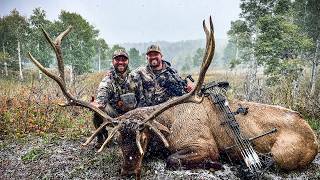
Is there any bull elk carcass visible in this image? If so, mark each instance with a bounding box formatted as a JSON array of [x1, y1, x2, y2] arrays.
[[28, 17, 318, 180]]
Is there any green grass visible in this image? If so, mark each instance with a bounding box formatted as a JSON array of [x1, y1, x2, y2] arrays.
[[21, 148, 46, 162], [0, 141, 7, 150], [305, 117, 320, 134], [100, 151, 119, 164], [40, 133, 60, 144]]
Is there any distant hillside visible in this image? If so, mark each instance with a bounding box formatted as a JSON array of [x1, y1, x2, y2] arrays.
[[120, 38, 227, 71]]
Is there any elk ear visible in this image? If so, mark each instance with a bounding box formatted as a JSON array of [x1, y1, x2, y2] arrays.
[[151, 121, 170, 134]]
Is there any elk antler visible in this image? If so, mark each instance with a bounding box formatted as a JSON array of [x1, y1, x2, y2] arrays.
[[134, 16, 215, 149], [27, 26, 118, 146], [97, 124, 121, 152]]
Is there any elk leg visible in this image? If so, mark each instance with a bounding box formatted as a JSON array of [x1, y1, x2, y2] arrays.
[[166, 145, 223, 170]]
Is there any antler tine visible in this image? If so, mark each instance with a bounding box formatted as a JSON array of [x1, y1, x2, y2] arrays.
[[202, 20, 210, 65], [29, 52, 115, 122], [97, 125, 121, 153], [40, 26, 56, 51], [136, 130, 144, 155], [145, 123, 169, 148], [209, 16, 214, 33], [55, 26, 72, 45], [28, 27, 117, 125], [194, 17, 215, 93], [82, 121, 116, 146], [28, 52, 64, 88], [40, 26, 72, 84], [141, 17, 215, 125]]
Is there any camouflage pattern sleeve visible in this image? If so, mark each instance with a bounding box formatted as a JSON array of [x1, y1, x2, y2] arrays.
[[165, 67, 188, 96], [96, 75, 113, 106], [170, 67, 187, 86], [128, 68, 147, 107]]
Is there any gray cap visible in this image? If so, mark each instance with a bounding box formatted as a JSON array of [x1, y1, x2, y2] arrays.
[[146, 44, 161, 54], [112, 49, 129, 59]]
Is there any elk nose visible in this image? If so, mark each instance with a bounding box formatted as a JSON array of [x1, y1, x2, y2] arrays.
[[121, 168, 134, 176], [121, 169, 140, 179], [121, 171, 136, 179]]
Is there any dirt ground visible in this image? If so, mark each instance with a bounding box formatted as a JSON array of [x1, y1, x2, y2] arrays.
[[0, 135, 319, 180]]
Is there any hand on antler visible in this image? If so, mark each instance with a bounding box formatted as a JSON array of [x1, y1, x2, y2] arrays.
[[185, 81, 194, 92], [90, 101, 104, 109]]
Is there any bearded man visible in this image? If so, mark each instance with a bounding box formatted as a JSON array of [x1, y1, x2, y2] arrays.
[[91, 49, 133, 148], [129, 44, 193, 107]]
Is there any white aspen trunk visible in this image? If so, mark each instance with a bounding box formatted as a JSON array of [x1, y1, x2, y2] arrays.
[[245, 55, 258, 101], [4, 62, 8, 76], [98, 47, 101, 72], [2, 43, 7, 76], [70, 64, 74, 84], [39, 69, 42, 80], [244, 32, 259, 101], [292, 79, 298, 105], [17, 41, 23, 81], [310, 39, 319, 96], [37, 43, 42, 80], [235, 38, 239, 62]]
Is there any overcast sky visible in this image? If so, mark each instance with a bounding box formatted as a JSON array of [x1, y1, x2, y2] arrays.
[[1, 0, 241, 44]]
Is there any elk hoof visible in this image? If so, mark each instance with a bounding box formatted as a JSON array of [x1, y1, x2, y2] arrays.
[[94, 142, 103, 149], [204, 160, 224, 170], [166, 157, 182, 170]]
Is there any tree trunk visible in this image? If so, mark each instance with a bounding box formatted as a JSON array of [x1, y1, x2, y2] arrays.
[[70, 64, 74, 84], [39, 69, 42, 80], [98, 48, 101, 72], [292, 79, 299, 107], [18, 41, 23, 81], [245, 55, 258, 101], [235, 38, 239, 62], [37, 43, 42, 80], [4, 62, 8, 76], [2, 43, 5, 54], [310, 39, 319, 96]]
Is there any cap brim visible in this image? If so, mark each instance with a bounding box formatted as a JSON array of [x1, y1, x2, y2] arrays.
[[113, 55, 129, 59], [147, 50, 161, 55]]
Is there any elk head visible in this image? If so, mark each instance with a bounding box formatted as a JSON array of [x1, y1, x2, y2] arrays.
[[112, 111, 171, 178], [28, 16, 215, 180]]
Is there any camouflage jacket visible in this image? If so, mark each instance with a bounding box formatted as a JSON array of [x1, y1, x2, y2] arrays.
[[129, 61, 187, 107], [96, 68, 131, 115]]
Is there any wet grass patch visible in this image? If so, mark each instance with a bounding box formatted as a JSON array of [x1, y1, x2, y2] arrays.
[[0, 141, 7, 150], [305, 117, 320, 134], [21, 147, 46, 163]]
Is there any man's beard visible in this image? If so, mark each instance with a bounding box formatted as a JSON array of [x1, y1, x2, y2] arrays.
[[149, 59, 161, 68], [115, 65, 127, 73]]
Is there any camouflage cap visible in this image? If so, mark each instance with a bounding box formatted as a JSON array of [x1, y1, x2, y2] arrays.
[[146, 44, 162, 55], [112, 49, 129, 59]]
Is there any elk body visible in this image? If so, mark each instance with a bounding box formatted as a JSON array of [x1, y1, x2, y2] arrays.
[[28, 17, 318, 180], [116, 97, 318, 177]]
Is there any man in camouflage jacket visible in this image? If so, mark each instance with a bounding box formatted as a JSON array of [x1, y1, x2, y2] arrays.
[[129, 44, 193, 107], [91, 49, 133, 148]]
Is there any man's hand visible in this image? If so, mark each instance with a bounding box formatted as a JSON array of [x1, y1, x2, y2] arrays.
[[90, 101, 104, 109], [185, 82, 194, 92]]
